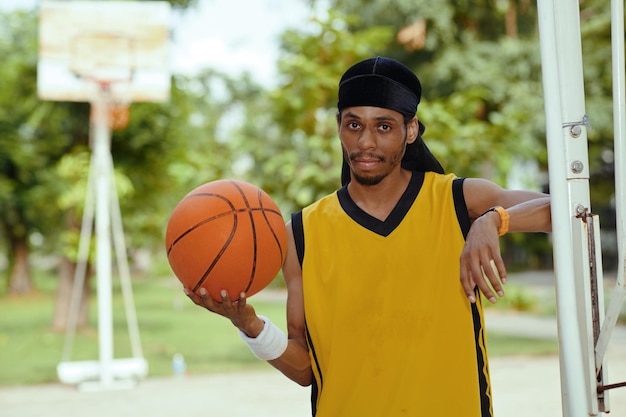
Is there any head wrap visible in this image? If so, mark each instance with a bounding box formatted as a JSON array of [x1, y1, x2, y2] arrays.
[[337, 56, 444, 185]]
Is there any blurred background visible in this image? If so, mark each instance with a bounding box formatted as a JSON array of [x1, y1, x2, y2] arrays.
[[0, 0, 621, 386]]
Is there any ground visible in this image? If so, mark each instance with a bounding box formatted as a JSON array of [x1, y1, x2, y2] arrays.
[[2, 271, 626, 417]]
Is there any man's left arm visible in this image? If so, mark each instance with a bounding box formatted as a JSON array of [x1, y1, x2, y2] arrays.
[[459, 178, 551, 303]]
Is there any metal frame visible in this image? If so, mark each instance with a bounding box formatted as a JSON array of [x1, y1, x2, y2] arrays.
[[57, 84, 148, 390], [597, 0, 626, 370], [37, 1, 172, 390], [538, 1, 626, 415]]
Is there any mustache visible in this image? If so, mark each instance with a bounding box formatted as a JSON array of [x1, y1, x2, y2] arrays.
[[349, 152, 385, 162]]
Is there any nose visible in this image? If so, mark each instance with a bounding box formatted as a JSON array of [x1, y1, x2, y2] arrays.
[[357, 127, 376, 150]]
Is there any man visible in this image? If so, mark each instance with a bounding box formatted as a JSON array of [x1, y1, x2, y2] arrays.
[[185, 57, 551, 416]]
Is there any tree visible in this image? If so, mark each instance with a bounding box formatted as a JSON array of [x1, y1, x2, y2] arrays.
[[0, 10, 92, 295], [226, 11, 396, 214], [0, 1, 238, 333], [299, 0, 620, 268]]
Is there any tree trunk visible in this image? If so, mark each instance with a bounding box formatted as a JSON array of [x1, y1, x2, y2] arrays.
[[51, 257, 90, 332], [505, 0, 518, 38], [8, 238, 33, 295]]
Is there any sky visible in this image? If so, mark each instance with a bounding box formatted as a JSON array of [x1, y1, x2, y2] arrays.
[[2, 0, 315, 87], [171, 0, 313, 83]]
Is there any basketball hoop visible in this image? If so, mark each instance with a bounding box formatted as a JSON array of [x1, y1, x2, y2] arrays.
[[38, 1, 170, 104], [37, 0, 171, 390]]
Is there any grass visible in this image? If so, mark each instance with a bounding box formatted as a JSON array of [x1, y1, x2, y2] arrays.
[[0, 266, 559, 387], [486, 333, 558, 356]]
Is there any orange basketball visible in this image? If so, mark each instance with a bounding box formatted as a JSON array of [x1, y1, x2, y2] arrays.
[[165, 179, 287, 301]]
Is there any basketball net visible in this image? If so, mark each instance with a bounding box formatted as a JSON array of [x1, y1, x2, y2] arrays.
[[89, 89, 132, 131]]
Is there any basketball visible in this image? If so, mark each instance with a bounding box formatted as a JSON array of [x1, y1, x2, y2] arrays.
[[165, 179, 287, 301]]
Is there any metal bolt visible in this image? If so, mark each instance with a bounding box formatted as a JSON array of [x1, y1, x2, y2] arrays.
[[571, 160, 584, 173], [575, 204, 586, 215], [570, 125, 582, 138]]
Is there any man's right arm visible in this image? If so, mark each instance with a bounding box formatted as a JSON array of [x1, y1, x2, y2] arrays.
[[266, 221, 313, 386]]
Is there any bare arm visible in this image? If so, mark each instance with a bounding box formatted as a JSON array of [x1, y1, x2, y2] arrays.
[[183, 220, 312, 386], [267, 220, 313, 386], [459, 178, 551, 303]]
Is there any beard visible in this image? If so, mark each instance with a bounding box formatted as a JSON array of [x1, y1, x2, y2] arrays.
[[345, 145, 406, 186], [352, 166, 387, 185]]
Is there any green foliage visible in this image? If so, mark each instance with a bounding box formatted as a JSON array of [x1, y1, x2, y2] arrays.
[[2, 0, 621, 290], [0, 10, 91, 265], [418, 37, 545, 182], [315, 0, 539, 53], [0, 6, 244, 287], [108, 72, 237, 249], [226, 11, 396, 214]]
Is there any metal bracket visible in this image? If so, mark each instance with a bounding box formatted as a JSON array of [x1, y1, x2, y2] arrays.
[[563, 114, 590, 138]]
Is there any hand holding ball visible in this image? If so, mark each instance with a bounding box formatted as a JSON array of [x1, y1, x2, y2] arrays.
[[165, 180, 287, 301]]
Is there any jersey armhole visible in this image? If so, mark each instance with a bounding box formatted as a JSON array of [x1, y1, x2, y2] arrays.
[[453, 177, 471, 239], [291, 211, 305, 267]]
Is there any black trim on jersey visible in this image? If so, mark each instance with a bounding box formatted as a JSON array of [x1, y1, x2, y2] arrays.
[[291, 212, 320, 416], [471, 292, 493, 417], [305, 321, 321, 416], [291, 211, 305, 266], [456, 178, 492, 415], [336, 171, 425, 237], [452, 177, 471, 238]]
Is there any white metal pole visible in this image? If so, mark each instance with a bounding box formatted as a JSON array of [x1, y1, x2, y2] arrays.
[[60, 149, 96, 363], [597, 0, 626, 366], [537, 0, 597, 415], [108, 151, 144, 360], [93, 87, 114, 387]]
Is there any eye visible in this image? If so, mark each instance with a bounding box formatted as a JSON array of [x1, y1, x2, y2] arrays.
[[379, 123, 391, 132], [348, 121, 360, 129]]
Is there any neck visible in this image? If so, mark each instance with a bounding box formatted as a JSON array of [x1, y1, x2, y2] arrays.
[[346, 169, 413, 221]]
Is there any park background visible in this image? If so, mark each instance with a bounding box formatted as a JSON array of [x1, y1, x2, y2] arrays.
[[0, 0, 623, 390]]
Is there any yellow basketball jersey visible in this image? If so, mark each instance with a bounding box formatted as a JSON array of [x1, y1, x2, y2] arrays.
[[291, 171, 492, 417]]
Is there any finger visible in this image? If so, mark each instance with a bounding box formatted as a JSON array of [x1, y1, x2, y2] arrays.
[[235, 292, 247, 312], [219, 289, 235, 314], [184, 287, 204, 306], [482, 259, 504, 298], [468, 275, 476, 295], [460, 263, 477, 303], [470, 261, 497, 304], [492, 255, 508, 285], [199, 287, 220, 311]]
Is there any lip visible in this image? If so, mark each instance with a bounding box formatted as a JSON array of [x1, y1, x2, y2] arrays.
[[353, 159, 380, 169]]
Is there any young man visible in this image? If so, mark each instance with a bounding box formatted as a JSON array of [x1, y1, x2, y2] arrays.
[[186, 57, 551, 416]]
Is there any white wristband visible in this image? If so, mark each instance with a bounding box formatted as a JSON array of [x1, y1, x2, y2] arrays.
[[239, 315, 288, 361]]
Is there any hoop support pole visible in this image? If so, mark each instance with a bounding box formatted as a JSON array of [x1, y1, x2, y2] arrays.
[[537, 0, 608, 415]]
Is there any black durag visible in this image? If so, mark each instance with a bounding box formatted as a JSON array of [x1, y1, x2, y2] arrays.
[[337, 56, 444, 186]]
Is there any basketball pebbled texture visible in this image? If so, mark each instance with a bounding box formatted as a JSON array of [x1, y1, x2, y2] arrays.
[[165, 179, 287, 301]]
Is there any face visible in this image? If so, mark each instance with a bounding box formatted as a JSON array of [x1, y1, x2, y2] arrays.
[[338, 106, 418, 186]]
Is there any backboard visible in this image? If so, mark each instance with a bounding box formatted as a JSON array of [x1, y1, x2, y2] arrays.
[[38, 1, 171, 103]]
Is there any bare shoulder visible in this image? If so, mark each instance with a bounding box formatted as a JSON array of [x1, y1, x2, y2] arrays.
[[282, 220, 301, 283]]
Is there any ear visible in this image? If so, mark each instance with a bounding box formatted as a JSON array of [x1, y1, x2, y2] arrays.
[[406, 117, 419, 144]]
